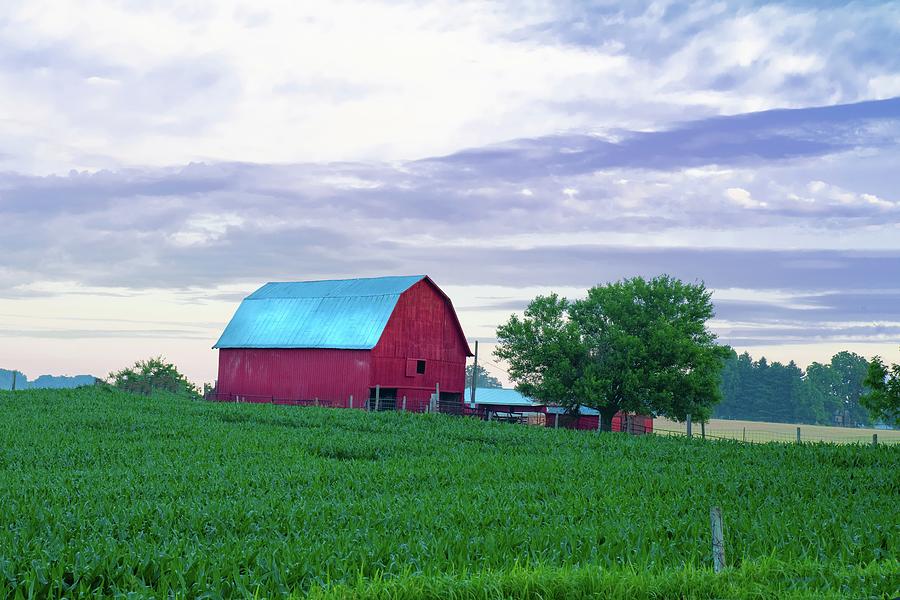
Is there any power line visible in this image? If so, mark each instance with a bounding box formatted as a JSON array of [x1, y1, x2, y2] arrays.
[[484, 360, 510, 377]]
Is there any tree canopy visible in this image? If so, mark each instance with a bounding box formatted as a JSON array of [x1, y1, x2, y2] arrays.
[[495, 275, 727, 430], [715, 350, 872, 426], [466, 364, 503, 389], [861, 351, 900, 427]]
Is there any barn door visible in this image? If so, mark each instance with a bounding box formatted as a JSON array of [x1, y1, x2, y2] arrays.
[[369, 387, 397, 411], [437, 392, 463, 415]]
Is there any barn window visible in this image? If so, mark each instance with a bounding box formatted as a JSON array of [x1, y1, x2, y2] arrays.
[[416, 359, 426, 374]]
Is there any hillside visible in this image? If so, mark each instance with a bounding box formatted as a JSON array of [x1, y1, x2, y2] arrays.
[[0, 388, 896, 599]]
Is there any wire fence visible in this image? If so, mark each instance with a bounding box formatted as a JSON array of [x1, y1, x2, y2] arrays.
[[209, 391, 467, 415], [206, 391, 896, 446], [652, 422, 896, 445]]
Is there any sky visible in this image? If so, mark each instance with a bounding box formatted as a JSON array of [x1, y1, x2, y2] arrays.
[[1, 0, 899, 385]]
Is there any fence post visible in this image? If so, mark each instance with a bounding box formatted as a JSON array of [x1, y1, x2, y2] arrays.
[[686, 414, 692, 438], [872, 433, 878, 447], [375, 385, 380, 412], [742, 427, 746, 442], [701, 421, 706, 440], [554, 413, 559, 429], [434, 383, 440, 412], [470, 340, 479, 405], [11, 371, 17, 391], [710, 507, 725, 573], [796, 427, 801, 443], [402, 395, 407, 411], [597, 414, 603, 432], [314, 397, 319, 407]]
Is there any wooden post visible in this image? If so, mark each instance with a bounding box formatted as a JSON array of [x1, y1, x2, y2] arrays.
[[433, 383, 440, 412], [349, 395, 353, 409], [314, 397, 319, 407], [470, 340, 479, 406], [10, 371, 16, 391], [554, 413, 559, 429], [597, 414, 603, 432], [742, 427, 746, 442], [375, 385, 381, 412], [686, 414, 692, 438], [796, 427, 801, 444], [402, 396, 407, 411], [701, 421, 706, 440], [710, 507, 725, 573], [872, 433, 878, 446]]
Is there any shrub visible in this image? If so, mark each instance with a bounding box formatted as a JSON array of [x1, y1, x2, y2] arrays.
[[108, 356, 200, 399]]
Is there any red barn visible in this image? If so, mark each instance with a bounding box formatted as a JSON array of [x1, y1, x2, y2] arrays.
[[213, 275, 471, 411]]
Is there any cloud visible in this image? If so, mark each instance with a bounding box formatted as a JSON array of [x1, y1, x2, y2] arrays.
[[1, 0, 899, 357], [0, 97, 898, 304], [0, 328, 211, 339], [726, 187, 767, 208], [422, 97, 900, 176], [1, 1, 899, 173]]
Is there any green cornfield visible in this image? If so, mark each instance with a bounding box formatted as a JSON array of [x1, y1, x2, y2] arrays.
[[0, 387, 897, 599]]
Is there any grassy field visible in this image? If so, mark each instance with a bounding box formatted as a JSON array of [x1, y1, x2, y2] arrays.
[[654, 417, 900, 444], [0, 388, 897, 599]]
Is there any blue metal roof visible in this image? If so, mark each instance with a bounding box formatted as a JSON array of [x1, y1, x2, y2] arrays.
[[464, 387, 542, 407], [214, 275, 425, 349], [545, 405, 600, 416]]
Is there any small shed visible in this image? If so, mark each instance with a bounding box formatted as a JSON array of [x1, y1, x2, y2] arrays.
[[465, 387, 546, 423], [213, 275, 472, 411], [466, 387, 653, 433]]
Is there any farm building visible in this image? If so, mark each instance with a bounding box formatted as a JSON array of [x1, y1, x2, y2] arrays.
[[213, 275, 472, 411], [545, 405, 654, 433], [466, 387, 654, 433], [465, 387, 546, 424]]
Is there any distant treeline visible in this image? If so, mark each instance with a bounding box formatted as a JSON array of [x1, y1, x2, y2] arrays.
[[0, 369, 96, 391], [715, 349, 871, 426]]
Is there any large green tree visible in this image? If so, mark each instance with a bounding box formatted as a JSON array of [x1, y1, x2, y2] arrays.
[[466, 364, 503, 389], [495, 275, 728, 430], [861, 352, 900, 427]]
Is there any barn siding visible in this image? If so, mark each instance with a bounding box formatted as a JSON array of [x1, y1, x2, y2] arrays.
[[371, 279, 468, 411], [217, 348, 371, 405]]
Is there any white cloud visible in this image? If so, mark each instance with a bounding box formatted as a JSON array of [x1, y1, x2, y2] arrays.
[[169, 213, 245, 247], [1, 0, 899, 173], [726, 187, 767, 208], [804, 180, 897, 209]]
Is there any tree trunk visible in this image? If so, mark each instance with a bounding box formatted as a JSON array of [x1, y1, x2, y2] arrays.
[[598, 405, 619, 432]]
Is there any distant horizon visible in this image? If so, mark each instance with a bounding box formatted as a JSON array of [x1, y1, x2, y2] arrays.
[[4, 333, 896, 389]]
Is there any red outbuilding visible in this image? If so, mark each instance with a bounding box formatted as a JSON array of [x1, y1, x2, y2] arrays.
[[213, 275, 472, 411]]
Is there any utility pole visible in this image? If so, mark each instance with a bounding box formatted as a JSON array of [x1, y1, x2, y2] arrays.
[[470, 340, 479, 406]]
